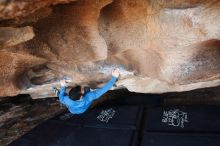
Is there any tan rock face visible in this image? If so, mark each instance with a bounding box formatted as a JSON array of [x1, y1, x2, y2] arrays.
[[0, 26, 34, 47], [0, 0, 219, 98], [0, 0, 76, 20], [0, 51, 46, 97]]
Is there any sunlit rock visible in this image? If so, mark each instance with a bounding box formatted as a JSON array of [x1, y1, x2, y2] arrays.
[[0, 0, 219, 98]]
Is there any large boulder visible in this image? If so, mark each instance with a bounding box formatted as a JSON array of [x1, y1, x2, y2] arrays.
[[0, 0, 219, 98]]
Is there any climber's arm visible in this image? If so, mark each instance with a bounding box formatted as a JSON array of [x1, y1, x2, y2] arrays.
[[58, 80, 71, 105], [58, 87, 68, 104], [86, 76, 117, 101], [86, 69, 119, 101]]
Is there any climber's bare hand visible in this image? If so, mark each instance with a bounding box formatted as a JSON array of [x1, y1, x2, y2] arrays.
[[60, 80, 67, 87], [112, 68, 120, 78]]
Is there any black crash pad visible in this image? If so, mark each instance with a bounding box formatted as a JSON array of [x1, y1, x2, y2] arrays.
[[52, 105, 143, 130], [9, 105, 143, 146], [141, 133, 220, 146], [82, 105, 143, 129], [144, 106, 220, 132], [9, 120, 138, 146]]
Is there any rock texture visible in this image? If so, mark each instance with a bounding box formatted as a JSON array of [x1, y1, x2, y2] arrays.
[[0, 0, 219, 98], [0, 0, 76, 20], [0, 95, 64, 146]]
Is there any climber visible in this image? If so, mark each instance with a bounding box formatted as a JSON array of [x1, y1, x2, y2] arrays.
[[53, 69, 120, 114]]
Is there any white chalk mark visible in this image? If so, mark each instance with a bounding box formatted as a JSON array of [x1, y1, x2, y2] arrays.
[[162, 109, 188, 128], [97, 108, 116, 123]]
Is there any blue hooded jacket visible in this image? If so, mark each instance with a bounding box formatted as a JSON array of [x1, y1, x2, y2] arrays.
[[58, 76, 117, 114]]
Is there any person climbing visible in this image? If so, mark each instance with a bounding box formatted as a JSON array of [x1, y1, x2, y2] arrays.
[[53, 69, 120, 114]]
